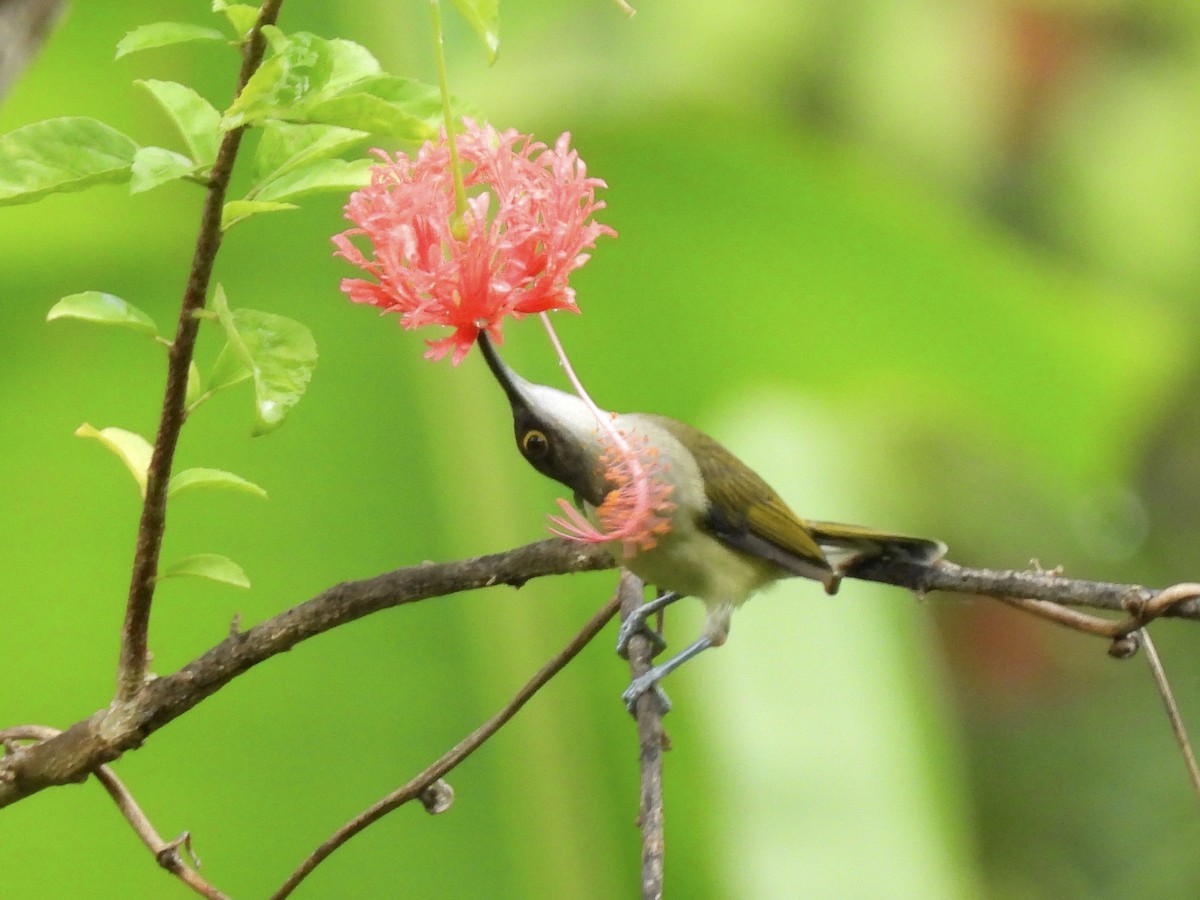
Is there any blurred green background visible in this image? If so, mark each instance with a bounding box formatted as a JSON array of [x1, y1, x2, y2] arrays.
[[3, 1, 1200, 897]]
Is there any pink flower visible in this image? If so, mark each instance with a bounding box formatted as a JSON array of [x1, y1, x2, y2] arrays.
[[548, 430, 677, 558], [332, 120, 616, 364]]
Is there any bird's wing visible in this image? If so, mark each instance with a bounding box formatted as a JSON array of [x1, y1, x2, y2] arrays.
[[645, 416, 836, 587]]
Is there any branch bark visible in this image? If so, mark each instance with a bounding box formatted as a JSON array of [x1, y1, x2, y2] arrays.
[[618, 572, 667, 900], [5, 543, 1199, 813], [115, 0, 286, 704], [0, 726, 230, 899], [270, 592, 622, 899], [0, 538, 612, 810], [846, 556, 1200, 623]]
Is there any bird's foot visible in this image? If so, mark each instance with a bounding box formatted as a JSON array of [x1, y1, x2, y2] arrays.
[[615, 612, 667, 659], [622, 674, 671, 715], [615, 591, 680, 659], [619, 634, 713, 714]]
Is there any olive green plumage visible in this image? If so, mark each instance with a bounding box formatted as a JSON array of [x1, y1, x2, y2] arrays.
[[477, 332, 946, 706]]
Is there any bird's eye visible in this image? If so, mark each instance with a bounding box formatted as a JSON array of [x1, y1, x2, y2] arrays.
[[521, 429, 549, 458]]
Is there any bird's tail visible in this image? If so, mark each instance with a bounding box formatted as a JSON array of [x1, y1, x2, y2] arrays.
[[807, 521, 946, 570]]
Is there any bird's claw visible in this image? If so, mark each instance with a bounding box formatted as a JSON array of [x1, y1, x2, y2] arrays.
[[622, 675, 671, 715], [615, 610, 667, 659], [616, 591, 680, 659]]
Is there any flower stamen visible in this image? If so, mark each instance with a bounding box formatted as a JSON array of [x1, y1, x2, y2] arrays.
[[333, 120, 615, 365]]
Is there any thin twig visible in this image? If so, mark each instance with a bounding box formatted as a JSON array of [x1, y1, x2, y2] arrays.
[[1137, 630, 1200, 803], [0, 726, 229, 900], [987, 584, 1200, 658], [987, 585, 1200, 804], [1125, 582, 1200, 631], [270, 593, 622, 899], [618, 572, 666, 900], [115, 0, 287, 704], [995, 595, 1124, 638]]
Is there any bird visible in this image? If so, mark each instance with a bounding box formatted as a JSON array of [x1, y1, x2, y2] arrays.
[[477, 333, 945, 710]]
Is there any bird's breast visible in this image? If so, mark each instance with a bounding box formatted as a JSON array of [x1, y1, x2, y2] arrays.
[[603, 413, 781, 607]]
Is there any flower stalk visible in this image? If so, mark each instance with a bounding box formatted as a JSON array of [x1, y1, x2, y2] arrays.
[[428, 0, 468, 227]]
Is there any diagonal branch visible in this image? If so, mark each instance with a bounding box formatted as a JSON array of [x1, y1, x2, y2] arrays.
[[1137, 629, 1200, 802], [0, 538, 613, 810], [115, 0, 287, 704], [270, 592, 622, 899], [0, 726, 230, 900]]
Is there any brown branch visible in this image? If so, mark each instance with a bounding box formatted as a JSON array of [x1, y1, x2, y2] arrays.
[[846, 557, 1200, 621], [1138, 629, 1200, 802], [115, 0, 287, 704], [8, 543, 1200, 816], [0, 726, 230, 899], [946, 579, 1200, 804], [618, 572, 667, 900], [0, 538, 613, 810], [270, 592, 622, 899]]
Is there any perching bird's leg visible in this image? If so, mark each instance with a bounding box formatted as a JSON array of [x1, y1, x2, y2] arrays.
[[615, 590, 681, 659], [621, 634, 714, 712]]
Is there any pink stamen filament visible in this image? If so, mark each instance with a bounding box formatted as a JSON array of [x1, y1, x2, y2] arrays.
[[538, 312, 654, 549]]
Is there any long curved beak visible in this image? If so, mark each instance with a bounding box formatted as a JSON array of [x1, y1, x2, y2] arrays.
[[477, 332, 534, 410]]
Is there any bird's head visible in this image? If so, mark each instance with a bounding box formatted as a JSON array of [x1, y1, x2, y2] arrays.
[[477, 333, 610, 507]]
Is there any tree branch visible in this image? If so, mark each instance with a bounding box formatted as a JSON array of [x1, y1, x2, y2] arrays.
[[115, 0, 286, 704], [1137, 629, 1200, 801], [7, 542, 1200, 815], [618, 572, 667, 900], [0, 726, 230, 899], [0, 539, 612, 810], [270, 592, 622, 899], [846, 557, 1200, 623]]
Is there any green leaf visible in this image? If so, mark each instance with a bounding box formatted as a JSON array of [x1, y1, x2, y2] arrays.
[[169, 467, 268, 500], [116, 22, 227, 59], [208, 345, 252, 395], [221, 198, 297, 230], [47, 291, 159, 335], [130, 146, 199, 194], [222, 29, 334, 129], [295, 93, 437, 141], [219, 29, 443, 140], [253, 121, 369, 183], [137, 80, 222, 165], [450, 0, 500, 64], [0, 117, 138, 205], [289, 75, 444, 141], [212, 2, 260, 38], [75, 423, 153, 496], [185, 361, 203, 409], [320, 37, 383, 92], [211, 286, 318, 434], [254, 157, 373, 203], [160, 553, 251, 588]]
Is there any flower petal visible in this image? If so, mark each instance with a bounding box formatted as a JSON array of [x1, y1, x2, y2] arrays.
[[332, 119, 615, 362]]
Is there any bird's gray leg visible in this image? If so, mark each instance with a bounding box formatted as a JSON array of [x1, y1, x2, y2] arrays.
[[621, 634, 714, 713], [615, 590, 681, 659]]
